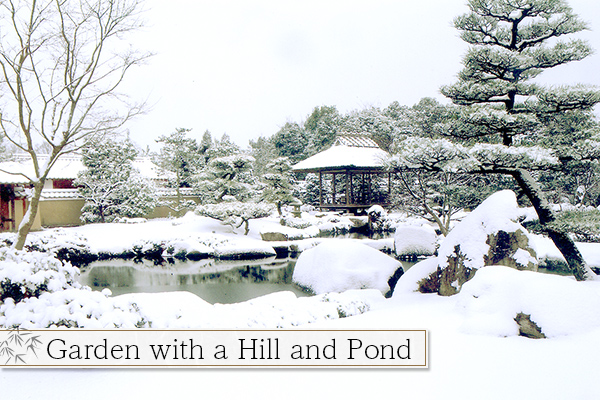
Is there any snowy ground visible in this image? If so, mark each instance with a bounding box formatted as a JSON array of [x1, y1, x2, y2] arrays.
[[1, 211, 600, 399]]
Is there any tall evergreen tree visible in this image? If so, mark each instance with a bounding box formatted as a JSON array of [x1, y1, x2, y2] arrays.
[[396, 0, 600, 280], [261, 157, 296, 216], [304, 106, 340, 156], [154, 128, 201, 216], [76, 139, 157, 223], [272, 122, 309, 164]]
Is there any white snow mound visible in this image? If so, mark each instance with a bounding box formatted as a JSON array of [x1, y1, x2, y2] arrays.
[[394, 225, 437, 257], [457, 266, 600, 337], [292, 240, 402, 294]]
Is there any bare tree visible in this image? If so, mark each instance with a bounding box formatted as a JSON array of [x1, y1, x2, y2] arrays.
[[0, 0, 150, 249]]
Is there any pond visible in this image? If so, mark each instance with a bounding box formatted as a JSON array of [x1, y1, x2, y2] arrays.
[[77, 256, 417, 305], [77, 257, 311, 304]]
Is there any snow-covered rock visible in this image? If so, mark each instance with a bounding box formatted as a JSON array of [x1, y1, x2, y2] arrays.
[[396, 190, 538, 296], [394, 225, 437, 257], [259, 224, 319, 241], [292, 240, 403, 295]]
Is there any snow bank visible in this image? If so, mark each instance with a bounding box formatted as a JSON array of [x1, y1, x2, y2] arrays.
[[394, 225, 437, 257], [530, 234, 600, 269], [456, 266, 600, 337], [0, 287, 385, 329], [292, 240, 402, 294]]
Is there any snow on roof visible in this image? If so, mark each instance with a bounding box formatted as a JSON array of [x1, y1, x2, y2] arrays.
[[40, 189, 82, 200], [292, 144, 388, 172], [0, 154, 171, 183], [0, 161, 32, 184]]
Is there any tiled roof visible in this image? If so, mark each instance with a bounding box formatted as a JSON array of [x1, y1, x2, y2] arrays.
[[333, 133, 380, 148], [40, 189, 81, 200]]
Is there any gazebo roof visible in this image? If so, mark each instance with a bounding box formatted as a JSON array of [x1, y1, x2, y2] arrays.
[[292, 134, 388, 173]]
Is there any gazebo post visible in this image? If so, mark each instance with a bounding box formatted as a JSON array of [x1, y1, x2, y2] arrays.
[[345, 170, 350, 205], [332, 173, 336, 205], [367, 173, 371, 204], [350, 173, 354, 205], [319, 171, 323, 209]]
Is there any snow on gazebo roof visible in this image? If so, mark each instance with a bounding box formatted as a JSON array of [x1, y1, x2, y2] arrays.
[[292, 134, 388, 173]]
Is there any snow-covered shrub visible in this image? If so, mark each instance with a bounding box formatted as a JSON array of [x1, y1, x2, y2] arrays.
[[0, 288, 148, 329], [280, 215, 313, 229], [367, 205, 387, 221], [196, 201, 273, 235], [132, 240, 166, 259], [293, 240, 402, 295], [0, 248, 80, 303], [315, 214, 354, 236], [394, 225, 438, 258], [114, 217, 148, 224], [20, 231, 97, 265], [367, 205, 396, 232]]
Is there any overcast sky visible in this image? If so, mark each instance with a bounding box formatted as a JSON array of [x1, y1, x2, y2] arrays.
[[119, 0, 600, 150]]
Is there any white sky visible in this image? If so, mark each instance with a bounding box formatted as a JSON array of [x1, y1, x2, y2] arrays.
[[119, 0, 600, 150]]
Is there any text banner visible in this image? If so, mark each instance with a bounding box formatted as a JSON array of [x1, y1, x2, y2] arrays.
[[0, 329, 427, 368]]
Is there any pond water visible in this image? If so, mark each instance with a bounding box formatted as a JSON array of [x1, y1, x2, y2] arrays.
[[77, 257, 311, 304], [78, 256, 417, 305]]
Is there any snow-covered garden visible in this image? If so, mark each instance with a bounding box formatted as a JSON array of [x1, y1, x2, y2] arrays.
[[3, 0, 600, 397], [2, 190, 600, 398]]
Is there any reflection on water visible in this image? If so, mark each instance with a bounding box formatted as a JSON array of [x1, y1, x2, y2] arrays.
[[77, 257, 310, 304]]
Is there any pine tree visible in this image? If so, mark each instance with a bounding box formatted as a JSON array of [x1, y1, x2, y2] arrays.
[[411, 0, 600, 280], [304, 106, 340, 156], [76, 139, 157, 223], [196, 198, 273, 235], [272, 122, 309, 164], [261, 157, 296, 216], [196, 153, 256, 204], [154, 128, 201, 216]]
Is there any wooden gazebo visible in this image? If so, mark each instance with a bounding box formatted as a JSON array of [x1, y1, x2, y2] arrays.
[[292, 134, 392, 214]]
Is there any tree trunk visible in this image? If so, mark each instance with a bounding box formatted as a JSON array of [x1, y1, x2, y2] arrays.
[[511, 169, 596, 281], [13, 180, 44, 250]]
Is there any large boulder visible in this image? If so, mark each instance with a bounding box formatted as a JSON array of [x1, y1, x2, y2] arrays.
[[412, 191, 538, 296], [292, 240, 403, 295]]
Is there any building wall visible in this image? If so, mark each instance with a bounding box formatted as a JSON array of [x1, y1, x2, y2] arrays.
[[39, 198, 86, 228], [37, 195, 201, 228], [145, 196, 201, 219]]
